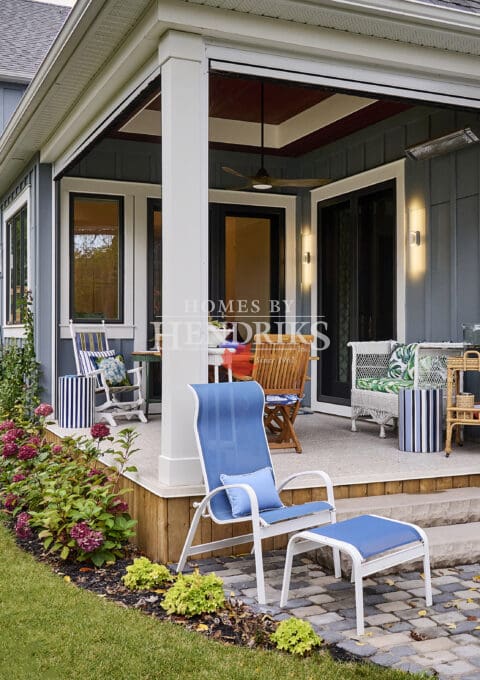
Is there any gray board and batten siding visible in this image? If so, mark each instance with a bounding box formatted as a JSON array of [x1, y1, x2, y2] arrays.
[[0, 162, 55, 403], [0, 82, 26, 134]]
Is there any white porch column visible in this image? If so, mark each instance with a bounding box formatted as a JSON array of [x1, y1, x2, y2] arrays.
[[158, 32, 209, 487]]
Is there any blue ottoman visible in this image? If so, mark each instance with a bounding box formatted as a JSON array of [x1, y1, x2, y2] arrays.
[[280, 514, 432, 635]]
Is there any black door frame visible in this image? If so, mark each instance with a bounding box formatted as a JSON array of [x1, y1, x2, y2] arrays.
[[316, 179, 396, 404]]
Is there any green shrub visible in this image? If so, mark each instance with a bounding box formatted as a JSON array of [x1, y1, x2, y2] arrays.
[[162, 570, 225, 617], [122, 557, 172, 590], [270, 618, 322, 656], [0, 419, 138, 566]]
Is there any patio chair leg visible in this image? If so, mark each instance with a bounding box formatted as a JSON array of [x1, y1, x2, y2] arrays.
[[351, 418, 357, 432], [353, 566, 365, 636], [379, 424, 386, 438], [280, 536, 296, 607], [176, 504, 204, 573], [333, 547, 341, 579], [423, 543, 433, 607], [253, 530, 266, 604]]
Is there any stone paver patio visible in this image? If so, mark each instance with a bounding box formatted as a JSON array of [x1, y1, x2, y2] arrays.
[[183, 554, 480, 679]]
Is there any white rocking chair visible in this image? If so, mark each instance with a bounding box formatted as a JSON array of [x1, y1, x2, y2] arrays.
[[70, 320, 147, 427]]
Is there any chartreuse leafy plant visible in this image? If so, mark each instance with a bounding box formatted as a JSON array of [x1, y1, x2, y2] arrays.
[[122, 557, 173, 590], [162, 570, 225, 617], [270, 617, 322, 656]]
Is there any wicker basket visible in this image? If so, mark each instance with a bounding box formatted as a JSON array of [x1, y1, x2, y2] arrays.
[[447, 350, 480, 371], [456, 392, 474, 420]]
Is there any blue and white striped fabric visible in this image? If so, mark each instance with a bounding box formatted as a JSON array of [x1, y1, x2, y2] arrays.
[[58, 375, 95, 429], [398, 388, 442, 453], [78, 349, 115, 377]]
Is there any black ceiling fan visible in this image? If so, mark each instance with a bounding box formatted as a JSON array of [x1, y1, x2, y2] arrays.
[[222, 81, 331, 191]]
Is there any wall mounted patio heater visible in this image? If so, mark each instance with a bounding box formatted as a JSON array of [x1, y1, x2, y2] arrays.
[[405, 127, 480, 161]]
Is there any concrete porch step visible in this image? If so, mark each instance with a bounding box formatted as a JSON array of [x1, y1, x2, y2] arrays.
[[334, 486, 480, 527], [426, 522, 480, 567]]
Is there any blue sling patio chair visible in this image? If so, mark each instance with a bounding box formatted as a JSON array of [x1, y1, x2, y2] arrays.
[[176, 381, 340, 604]]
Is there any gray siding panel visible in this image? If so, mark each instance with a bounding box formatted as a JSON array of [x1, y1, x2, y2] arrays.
[[0, 82, 26, 133]]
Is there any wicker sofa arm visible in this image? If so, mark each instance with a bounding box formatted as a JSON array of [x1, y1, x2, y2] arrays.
[[348, 340, 396, 385], [413, 342, 464, 389]]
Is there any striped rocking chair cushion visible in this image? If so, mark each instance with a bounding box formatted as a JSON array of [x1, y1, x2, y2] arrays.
[[78, 349, 115, 376]]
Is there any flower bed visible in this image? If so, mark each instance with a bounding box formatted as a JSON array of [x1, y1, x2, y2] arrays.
[[0, 408, 137, 566]]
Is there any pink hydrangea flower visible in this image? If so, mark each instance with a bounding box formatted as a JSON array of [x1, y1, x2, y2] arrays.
[[2, 442, 18, 458], [109, 497, 129, 514], [17, 445, 38, 461], [34, 403, 53, 417], [52, 444, 63, 454], [70, 522, 104, 553], [15, 512, 32, 539], [4, 493, 18, 511], [90, 423, 110, 440], [28, 436, 42, 447], [0, 420, 16, 431], [12, 473, 27, 483], [2, 428, 24, 444], [87, 468, 105, 478]]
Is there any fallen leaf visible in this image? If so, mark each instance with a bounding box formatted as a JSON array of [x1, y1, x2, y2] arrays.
[[418, 610, 427, 617], [472, 574, 480, 583], [467, 616, 477, 621], [79, 567, 93, 572], [355, 642, 366, 646], [63, 575, 71, 583], [384, 578, 395, 586], [196, 623, 209, 632], [467, 598, 474, 604], [446, 623, 456, 629]]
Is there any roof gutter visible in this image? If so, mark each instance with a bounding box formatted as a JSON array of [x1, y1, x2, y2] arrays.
[[293, 0, 480, 32], [0, 0, 102, 166]]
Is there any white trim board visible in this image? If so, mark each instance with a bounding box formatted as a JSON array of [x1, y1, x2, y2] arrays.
[[310, 160, 406, 416]]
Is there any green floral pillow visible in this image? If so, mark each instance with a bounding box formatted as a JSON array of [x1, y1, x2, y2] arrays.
[[387, 343, 418, 380], [94, 354, 130, 387]]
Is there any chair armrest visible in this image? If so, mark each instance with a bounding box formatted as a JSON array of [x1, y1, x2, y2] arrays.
[[127, 366, 142, 386], [348, 341, 395, 384], [277, 470, 335, 510]]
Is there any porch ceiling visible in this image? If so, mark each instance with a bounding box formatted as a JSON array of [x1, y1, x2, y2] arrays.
[[115, 73, 411, 157]]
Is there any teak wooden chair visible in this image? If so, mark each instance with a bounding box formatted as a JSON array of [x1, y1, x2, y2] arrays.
[[250, 334, 313, 453]]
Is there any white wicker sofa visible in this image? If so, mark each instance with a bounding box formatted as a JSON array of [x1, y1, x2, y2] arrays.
[[348, 341, 463, 438]]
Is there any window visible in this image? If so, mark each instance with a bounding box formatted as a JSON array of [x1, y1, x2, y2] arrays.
[[70, 194, 124, 322], [6, 204, 28, 325]]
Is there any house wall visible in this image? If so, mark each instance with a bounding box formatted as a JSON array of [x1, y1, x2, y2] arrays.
[[0, 82, 26, 134], [0, 161, 55, 403]]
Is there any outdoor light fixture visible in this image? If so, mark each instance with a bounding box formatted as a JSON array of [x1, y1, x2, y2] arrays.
[[409, 230, 421, 246], [405, 127, 480, 161]]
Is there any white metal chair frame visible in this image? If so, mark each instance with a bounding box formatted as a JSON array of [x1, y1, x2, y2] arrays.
[[348, 341, 464, 437], [70, 320, 147, 427], [176, 382, 341, 605], [280, 515, 432, 635]]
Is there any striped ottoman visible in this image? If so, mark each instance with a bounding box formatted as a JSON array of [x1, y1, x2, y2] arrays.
[[58, 375, 95, 429], [399, 388, 442, 453]]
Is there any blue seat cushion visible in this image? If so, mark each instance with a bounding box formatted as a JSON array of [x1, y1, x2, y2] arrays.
[[265, 394, 299, 406], [260, 500, 332, 525], [308, 515, 422, 559], [220, 466, 283, 518]]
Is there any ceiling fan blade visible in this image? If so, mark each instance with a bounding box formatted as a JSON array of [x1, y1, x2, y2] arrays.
[[268, 177, 332, 188], [222, 166, 248, 179], [224, 183, 255, 191]]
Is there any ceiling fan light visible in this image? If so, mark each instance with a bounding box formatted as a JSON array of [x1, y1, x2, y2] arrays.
[[252, 182, 273, 190]]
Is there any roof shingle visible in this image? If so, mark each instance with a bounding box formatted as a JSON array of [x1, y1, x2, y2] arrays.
[[0, 0, 70, 80], [409, 0, 480, 13]]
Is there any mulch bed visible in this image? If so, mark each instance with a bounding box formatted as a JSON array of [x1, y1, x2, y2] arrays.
[[10, 524, 360, 663]]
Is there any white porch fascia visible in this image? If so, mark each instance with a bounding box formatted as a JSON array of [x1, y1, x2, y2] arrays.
[[158, 32, 209, 487]]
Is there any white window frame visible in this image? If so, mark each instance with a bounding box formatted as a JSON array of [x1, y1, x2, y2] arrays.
[[60, 178, 161, 340], [2, 186, 31, 338], [310, 159, 406, 416]]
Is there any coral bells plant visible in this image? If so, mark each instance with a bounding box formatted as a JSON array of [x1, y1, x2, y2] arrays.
[[0, 411, 138, 566]]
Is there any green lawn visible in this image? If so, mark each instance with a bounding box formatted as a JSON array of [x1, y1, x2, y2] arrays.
[[0, 523, 415, 680]]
